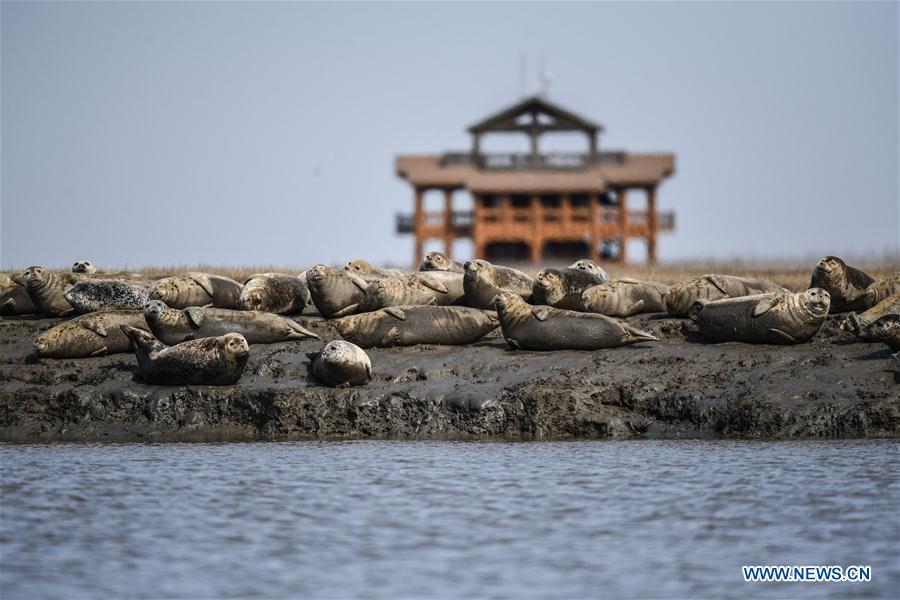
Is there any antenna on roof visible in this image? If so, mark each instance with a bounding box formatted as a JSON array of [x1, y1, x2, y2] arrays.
[[537, 57, 554, 98]]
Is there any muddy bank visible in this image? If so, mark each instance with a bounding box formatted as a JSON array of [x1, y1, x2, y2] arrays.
[[0, 312, 897, 441]]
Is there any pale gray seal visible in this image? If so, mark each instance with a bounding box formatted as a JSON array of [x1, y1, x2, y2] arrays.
[[334, 305, 499, 347], [72, 260, 98, 274], [20, 266, 79, 316], [120, 326, 249, 385], [840, 292, 900, 340], [531, 267, 606, 311], [809, 256, 875, 313], [569, 259, 610, 283], [143, 300, 318, 345], [420, 252, 465, 273], [148, 272, 243, 309], [463, 259, 533, 309], [237, 273, 310, 315], [306, 264, 374, 318], [495, 292, 657, 351], [359, 272, 465, 312], [581, 279, 670, 317], [690, 288, 830, 344], [860, 314, 900, 352], [307, 340, 372, 387], [0, 272, 36, 316], [344, 259, 407, 279], [33, 310, 148, 358], [864, 273, 900, 308], [64, 280, 149, 314], [665, 274, 789, 317]]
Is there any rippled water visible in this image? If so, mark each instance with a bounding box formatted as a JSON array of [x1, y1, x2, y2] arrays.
[[1, 440, 898, 599]]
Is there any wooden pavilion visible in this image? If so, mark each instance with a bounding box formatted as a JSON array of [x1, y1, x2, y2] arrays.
[[395, 96, 675, 266]]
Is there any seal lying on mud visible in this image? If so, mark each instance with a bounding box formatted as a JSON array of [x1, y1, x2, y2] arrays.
[[0, 273, 36, 316], [809, 256, 874, 313], [33, 310, 148, 358], [463, 259, 533, 309], [149, 272, 243, 309], [495, 292, 657, 351], [120, 326, 249, 385], [307, 340, 371, 387], [860, 314, 900, 352], [665, 275, 788, 317], [581, 279, 670, 317], [237, 273, 310, 315], [689, 288, 831, 344], [359, 272, 465, 311], [20, 266, 79, 316], [334, 306, 499, 347], [864, 273, 900, 308], [531, 267, 607, 311], [840, 293, 900, 340], [306, 265, 373, 318], [143, 300, 318, 345], [344, 259, 406, 279], [71, 260, 98, 274], [569, 259, 609, 283], [420, 252, 465, 273], [64, 281, 149, 314]]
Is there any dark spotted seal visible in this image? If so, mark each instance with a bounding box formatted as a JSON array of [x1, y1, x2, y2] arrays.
[[569, 259, 609, 283], [495, 292, 657, 351], [420, 252, 465, 273], [33, 310, 148, 358], [0, 272, 36, 315], [72, 260, 98, 274], [344, 259, 407, 279], [237, 273, 310, 315], [840, 292, 900, 340], [581, 279, 670, 317], [148, 272, 243, 309], [334, 305, 499, 347], [463, 259, 533, 309], [665, 274, 789, 317], [143, 300, 318, 345], [20, 266, 79, 316], [531, 267, 606, 311], [690, 288, 830, 344], [307, 340, 372, 387], [809, 256, 875, 313], [306, 264, 374, 318], [120, 326, 249, 385], [359, 272, 465, 312], [64, 280, 149, 314]]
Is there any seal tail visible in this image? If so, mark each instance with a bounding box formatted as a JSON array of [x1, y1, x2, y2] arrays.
[[119, 324, 161, 352], [840, 312, 861, 336], [688, 299, 708, 322], [623, 324, 659, 344]]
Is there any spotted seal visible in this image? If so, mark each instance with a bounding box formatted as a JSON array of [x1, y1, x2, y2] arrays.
[[665, 275, 789, 317], [531, 267, 607, 311], [864, 273, 900, 308], [344, 259, 407, 279], [359, 272, 465, 312], [420, 252, 465, 273], [237, 273, 310, 315], [581, 279, 670, 317], [809, 256, 875, 313], [840, 292, 900, 340], [64, 280, 149, 314], [20, 266, 80, 316], [495, 292, 657, 350], [334, 305, 499, 347], [689, 288, 830, 344], [0, 272, 36, 315], [463, 259, 533, 309], [569, 259, 610, 283], [305, 264, 375, 318], [33, 310, 148, 358], [72, 260, 98, 274], [120, 326, 249, 385], [306, 340, 372, 387], [143, 300, 318, 345], [148, 272, 243, 309]]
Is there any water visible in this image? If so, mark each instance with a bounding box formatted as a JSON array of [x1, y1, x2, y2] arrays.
[[1, 440, 898, 599]]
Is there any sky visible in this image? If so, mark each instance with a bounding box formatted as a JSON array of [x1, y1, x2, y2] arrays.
[[2, 1, 898, 270]]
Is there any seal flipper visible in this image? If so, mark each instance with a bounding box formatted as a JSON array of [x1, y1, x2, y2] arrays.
[[185, 307, 206, 328], [752, 296, 784, 317], [624, 299, 646, 315], [59, 308, 77, 318], [82, 321, 108, 337], [703, 275, 729, 294], [188, 273, 216, 296], [287, 320, 320, 340], [89, 346, 108, 357], [768, 328, 797, 344], [531, 307, 552, 321], [383, 307, 407, 321], [347, 273, 369, 292], [841, 313, 861, 335], [417, 275, 449, 294], [329, 304, 359, 318]]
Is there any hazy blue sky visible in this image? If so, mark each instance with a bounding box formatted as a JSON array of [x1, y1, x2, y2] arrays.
[[2, 1, 898, 269]]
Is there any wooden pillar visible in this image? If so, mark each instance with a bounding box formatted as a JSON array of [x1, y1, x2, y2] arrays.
[[589, 192, 600, 263], [472, 193, 485, 259], [561, 192, 572, 225], [500, 193, 512, 224], [532, 193, 543, 265], [443, 188, 454, 258], [414, 187, 425, 268], [618, 188, 628, 264], [588, 132, 597, 160], [647, 184, 658, 265]]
